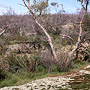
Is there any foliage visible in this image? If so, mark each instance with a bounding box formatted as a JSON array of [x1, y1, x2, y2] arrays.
[[30, 0, 49, 15], [0, 70, 7, 81]]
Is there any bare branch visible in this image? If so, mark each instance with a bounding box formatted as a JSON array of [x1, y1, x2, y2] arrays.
[[78, 0, 89, 11], [81, 1, 86, 10], [60, 34, 74, 44], [68, 14, 85, 57], [22, 0, 35, 19]]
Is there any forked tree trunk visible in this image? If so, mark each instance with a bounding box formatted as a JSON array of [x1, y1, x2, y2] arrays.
[[66, 14, 85, 63], [66, 1, 88, 63]]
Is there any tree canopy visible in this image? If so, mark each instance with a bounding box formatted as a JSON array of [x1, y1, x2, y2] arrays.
[[30, 0, 49, 15]]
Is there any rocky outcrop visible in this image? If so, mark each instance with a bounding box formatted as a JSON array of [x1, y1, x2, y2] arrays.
[[0, 76, 72, 90], [1, 65, 90, 90]]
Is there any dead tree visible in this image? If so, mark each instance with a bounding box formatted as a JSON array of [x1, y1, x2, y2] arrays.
[[66, 3, 88, 62]]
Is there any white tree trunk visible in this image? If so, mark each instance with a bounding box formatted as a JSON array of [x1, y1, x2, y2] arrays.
[[35, 19, 58, 62], [66, 14, 85, 63]]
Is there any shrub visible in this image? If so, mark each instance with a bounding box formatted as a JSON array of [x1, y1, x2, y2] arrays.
[[40, 49, 53, 72], [35, 64, 46, 72], [0, 74, 17, 88], [4, 53, 22, 72], [0, 42, 7, 55], [56, 52, 73, 72], [0, 59, 9, 81], [0, 70, 7, 81], [2, 53, 41, 73]]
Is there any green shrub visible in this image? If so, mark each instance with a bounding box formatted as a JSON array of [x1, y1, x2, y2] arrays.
[[0, 70, 7, 81], [4, 53, 22, 72], [0, 75, 17, 88], [35, 64, 46, 72], [49, 64, 58, 72]]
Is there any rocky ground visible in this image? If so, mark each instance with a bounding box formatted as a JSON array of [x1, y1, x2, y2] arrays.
[[0, 65, 90, 90]]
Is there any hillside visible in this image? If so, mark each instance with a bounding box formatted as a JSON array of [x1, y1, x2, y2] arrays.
[[0, 13, 90, 89]]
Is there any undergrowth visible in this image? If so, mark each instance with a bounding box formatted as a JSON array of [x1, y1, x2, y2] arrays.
[[0, 36, 89, 88], [0, 60, 88, 88]]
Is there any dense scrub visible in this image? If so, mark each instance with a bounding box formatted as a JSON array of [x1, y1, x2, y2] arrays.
[[0, 13, 90, 88]]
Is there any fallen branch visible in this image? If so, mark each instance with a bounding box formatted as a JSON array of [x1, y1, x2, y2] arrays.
[[0, 29, 6, 36]]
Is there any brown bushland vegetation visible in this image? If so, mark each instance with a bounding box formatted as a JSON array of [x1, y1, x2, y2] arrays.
[[0, 0, 90, 87], [0, 11, 90, 71]]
